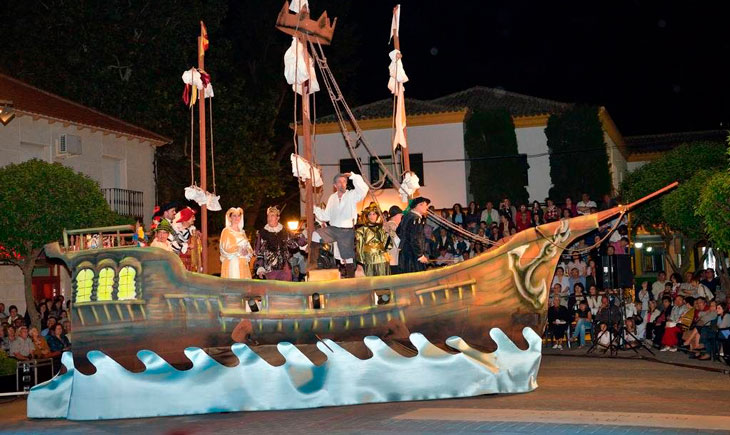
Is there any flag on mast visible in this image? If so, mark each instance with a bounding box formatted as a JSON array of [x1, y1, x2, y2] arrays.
[[388, 6, 408, 150], [200, 21, 209, 56]]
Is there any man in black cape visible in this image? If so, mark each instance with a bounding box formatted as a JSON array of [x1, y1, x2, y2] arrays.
[[397, 197, 431, 274]]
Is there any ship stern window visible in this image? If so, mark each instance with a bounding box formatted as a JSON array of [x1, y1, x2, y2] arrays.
[[97, 267, 115, 301], [74, 269, 94, 303], [309, 293, 325, 309], [244, 296, 263, 313], [118, 266, 137, 300]]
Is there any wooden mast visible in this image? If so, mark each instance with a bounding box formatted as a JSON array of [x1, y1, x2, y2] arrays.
[[197, 26, 208, 274], [301, 47, 315, 250], [392, 5, 410, 173]]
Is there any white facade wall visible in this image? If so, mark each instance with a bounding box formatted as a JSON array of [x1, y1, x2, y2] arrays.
[[604, 132, 628, 194], [0, 114, 158, 315], [302, 121, 467, 215], [514, 126, 551, 202]]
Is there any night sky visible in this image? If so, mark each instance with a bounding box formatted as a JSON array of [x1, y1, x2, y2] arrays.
[[313, 1, 730, 136]]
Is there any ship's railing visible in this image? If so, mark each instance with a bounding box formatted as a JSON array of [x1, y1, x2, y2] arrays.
[[73, 300, 147, 326], [414, 279, 477, 305], [62, 225, 136, 252]]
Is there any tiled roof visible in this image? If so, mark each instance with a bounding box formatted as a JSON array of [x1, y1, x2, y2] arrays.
[[317, 86, 572, 124], [624, 130, 728, 155], [0, 73, 171, 145], [430, 86, 573, 117]]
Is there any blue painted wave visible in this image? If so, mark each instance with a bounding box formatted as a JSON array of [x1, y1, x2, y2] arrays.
[[28, 328, 542, 420]]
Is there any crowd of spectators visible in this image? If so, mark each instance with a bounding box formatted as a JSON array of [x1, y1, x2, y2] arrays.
[[0, 296, 72, 368]]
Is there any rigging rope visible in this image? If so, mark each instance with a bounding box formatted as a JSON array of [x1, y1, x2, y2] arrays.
[[208, 96, 217, 193], [189, 106, 195, 186]]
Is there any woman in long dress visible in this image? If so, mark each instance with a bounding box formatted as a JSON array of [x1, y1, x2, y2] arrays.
[[220, 207, 253, 279]]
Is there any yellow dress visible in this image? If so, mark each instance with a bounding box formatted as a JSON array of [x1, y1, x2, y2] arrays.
[[355, 223, 392, 276], [219, 227, 252, 279]]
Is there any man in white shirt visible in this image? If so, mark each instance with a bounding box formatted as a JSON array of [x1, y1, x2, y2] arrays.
[[576, 193, 597, 216], [312, 172, 369, 277], [480, 201, 499, 226], [651, 271, 669, 300]]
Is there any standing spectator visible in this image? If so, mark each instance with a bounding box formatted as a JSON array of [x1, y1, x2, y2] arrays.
[[479, 202, 498, 227], [515, 204, 532, 232], [29, 327, 52, 359], [669, 273, 682, 298], [9, 325, 34, 361], [577, 193, 597, 216], [41, 317, 57, 337], [599, 193, 617, 211], [464, 201, 481, 229], [585, 258, 600, 290], [700, 268, 720, 294], [499, 198, 517, 224], [563, 197, 577, 217], [688, 275, 714, 300], [636, 281, 652, 314], [530, 201, 544, 222], [0, 303, 7, 322], [451, 203, 464, 227], [544, 198, 560, 222], [644, 299, 661, 343], [46, 323, 71, 357], [7, 305, 21, 326], [652, 272, 669, 300], [2, 326, 15, 354]]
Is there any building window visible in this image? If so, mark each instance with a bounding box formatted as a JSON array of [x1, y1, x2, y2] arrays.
[[369, 154, 424, 189], [75, 269, 94, 303], [118, 266, 137, 300], [97, 267, 115, 301]]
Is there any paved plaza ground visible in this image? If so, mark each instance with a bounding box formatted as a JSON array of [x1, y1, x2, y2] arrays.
[[2, 350, 729, 434]]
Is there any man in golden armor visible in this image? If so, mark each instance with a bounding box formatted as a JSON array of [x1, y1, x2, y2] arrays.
[[355, 202, 392, 276]]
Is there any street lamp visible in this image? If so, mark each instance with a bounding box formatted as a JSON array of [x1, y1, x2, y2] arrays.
[[287, 220, 300, 232]]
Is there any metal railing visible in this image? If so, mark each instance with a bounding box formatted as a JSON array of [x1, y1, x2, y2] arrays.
[[102, 188, 144, 220]]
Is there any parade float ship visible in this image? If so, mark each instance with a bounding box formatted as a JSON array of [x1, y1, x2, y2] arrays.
[[27, 1, 677, 420]]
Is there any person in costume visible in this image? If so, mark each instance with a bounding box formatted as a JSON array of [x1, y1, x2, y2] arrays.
[[397, 197, 431, 274], [171, 207, 201, 272], [384, 205, 403, 274], [311, 172, 369, 278], [254, 206, 305, 281], [220, 207, 253, 279], [150, 220, 174, 252], [355, 202, 392, 276]]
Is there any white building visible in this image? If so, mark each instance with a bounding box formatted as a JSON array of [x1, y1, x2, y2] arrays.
[[0, 73, 170, 313], [304, 86, 629, 214]]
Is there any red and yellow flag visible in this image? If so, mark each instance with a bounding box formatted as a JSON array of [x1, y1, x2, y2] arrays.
[[199, 21, 209, 56]]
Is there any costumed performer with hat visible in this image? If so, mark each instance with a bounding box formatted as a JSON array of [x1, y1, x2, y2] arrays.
[[311, 172, 369, 278], [355, 202, 392, 276], [397, 197, 431, 273], [171, 207, 201, 272], [150, 220, 175, 252], [254, 205, 306, 281], [220, 207, 253, 279], [384, 205, 403, 274]]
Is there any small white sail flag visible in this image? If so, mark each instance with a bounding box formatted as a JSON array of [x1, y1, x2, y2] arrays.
[[284, 37, 320, 95], [389, 5, 401, 42], [291, 153, 324, 187], [388, 49, 409, 150], [289, 0, 309, 13], [398, 171, 420, 202]]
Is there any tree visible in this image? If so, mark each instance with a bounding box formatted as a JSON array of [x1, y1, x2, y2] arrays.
[[0, 160, 126, 329], [464, 109, 529, 205], [620, 140, 727, 274], [545, 106, 612, 201]]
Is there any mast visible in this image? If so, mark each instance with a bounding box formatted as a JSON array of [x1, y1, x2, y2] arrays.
[[198, 24, 208, 274], [391, 5, 410, 173], [301, 54, 315, 249]]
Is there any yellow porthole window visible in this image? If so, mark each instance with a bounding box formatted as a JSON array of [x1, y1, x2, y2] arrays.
[[118, 266, 137, 300], [97, 267, 115, 301], [75, 269, 94, 303]]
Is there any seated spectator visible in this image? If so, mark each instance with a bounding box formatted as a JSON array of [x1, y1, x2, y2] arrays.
[[660, 296, 691, 352], [586, 285, 602, 315], [633, 301, 647, 340], [451, 203, 464, 227], [9, 325, 34, 361], [498, 215, 514, 239], [544, 198, 560, 222], [530, 201, 543, 222], [7, 305, 21, 326], [563, 197, 577, 217], [2, 325, 15, 354], [434, 247, 454, 266], [570, 283, 587, 310], [291, 265, 306, 282], [652, 271, 669, 300], [41, 316, 57, 337], [669, 272, 682, 297], [561, 208, 572, 220], [595, 322, 614, 352], [46, 323, 71, 357], [644, 299, 661, 343], [454, 236, 469, 261], [568, 268, 586, 295], [596, 296, 622, 331], [435, 227, 455, 254], [498, 198, 517, 224], [0, 303, 7, 322], [552, 267, 571, 293], [688, 275, 714, 301], [623, 318, 640, 349], [685, 297, 716, 359], [567, 254, 587, 277], [585, 259, 600, 290], [515, 205, 532, 232], [571, 299, 592, 348], [29, 327, 52, 359], [599, 194, 617, 211], [547, 297, 571, 349], [532, 212, 544, 227], [708, 304, 730, 362], [479, 202, 498, 227], [700, 268, 720, 294], [653, 297, 673, 347], [577, 193, 597, 216]]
